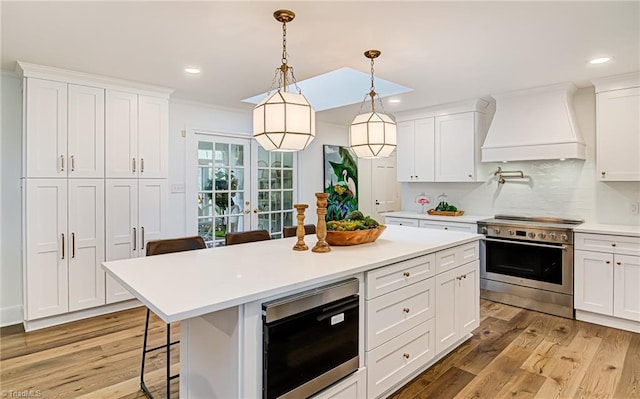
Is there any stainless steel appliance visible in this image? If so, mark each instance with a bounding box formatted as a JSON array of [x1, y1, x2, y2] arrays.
[[262, 278, 359, 399], [477, 215, 583, 318]]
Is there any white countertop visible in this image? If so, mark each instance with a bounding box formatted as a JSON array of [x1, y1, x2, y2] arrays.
[[383, 211, 491, 223], [102, 225, 482, 323], [574, 223, 640, 237]]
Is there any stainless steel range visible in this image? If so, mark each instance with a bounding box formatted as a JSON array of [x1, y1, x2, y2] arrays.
[[477, 215, 583, 319]]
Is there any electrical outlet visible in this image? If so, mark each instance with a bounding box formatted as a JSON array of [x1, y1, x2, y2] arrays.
[[632, 202, 640, 215], [171, 183, 185, 193]]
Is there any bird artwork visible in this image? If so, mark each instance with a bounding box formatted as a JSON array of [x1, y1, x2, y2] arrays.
[[324, 145, 359, 221]]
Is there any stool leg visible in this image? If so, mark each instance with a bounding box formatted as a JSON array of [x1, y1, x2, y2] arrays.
[[166, 323, 171, 398], [140, 308, 154, 398]]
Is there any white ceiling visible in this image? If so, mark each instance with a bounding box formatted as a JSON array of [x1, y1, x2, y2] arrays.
[[2, 1, 638, 125]]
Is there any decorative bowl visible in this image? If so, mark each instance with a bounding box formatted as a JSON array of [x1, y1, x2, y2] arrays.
[[325, 226, 387, 246]]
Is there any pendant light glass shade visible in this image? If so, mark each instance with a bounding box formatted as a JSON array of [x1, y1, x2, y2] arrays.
[[253, 10, 316, 152], [253, 90, 316, 151], [349, 50, 397, 158]]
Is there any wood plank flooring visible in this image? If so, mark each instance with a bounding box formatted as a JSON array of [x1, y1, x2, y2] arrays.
[[1, 300, 638, 398]]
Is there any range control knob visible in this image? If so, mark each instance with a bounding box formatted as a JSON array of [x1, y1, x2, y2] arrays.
[[538, 233, 546, 239], [560, 233, 568, 241], [508, 230, 515, 236], [528, 232, 536, 238], [480, 226, 488, 234], [549, 232, 557, 240], [494, 228, 501, 235]]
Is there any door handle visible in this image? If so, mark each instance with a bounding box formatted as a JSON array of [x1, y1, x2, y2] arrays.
[[133, 227, 137, 251], [244, 209, 251, 214], [141, 226, 145, 250], [72, 232, 75, 258], [253, 208, 259, 213], [375, 200, 380, 206], [61, 233, 65, 259], [132, 158, 136, 173]]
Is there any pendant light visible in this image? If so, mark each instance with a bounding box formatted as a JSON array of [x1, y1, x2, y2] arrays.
[[253, 10, 316, 152], [349, 50, 397, 158]]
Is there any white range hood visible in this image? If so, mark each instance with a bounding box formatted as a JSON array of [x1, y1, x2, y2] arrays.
[[482, 83, 586, 162]]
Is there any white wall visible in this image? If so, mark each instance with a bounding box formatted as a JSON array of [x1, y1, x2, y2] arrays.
[[1, 73, 24, 326], [400, 88, 640, 226]]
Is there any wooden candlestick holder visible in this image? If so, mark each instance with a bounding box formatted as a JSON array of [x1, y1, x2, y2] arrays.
[[292, 204, 309, 251], [312, 193, 331, 253]]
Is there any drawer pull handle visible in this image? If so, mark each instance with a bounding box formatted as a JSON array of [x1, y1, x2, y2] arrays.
[[605, 260, 611, 264], [403, 272, 410, 278], [70, 155, 75, 172], [403, 307, 410, 314], [403, 353, 410, 359], [132, 158, 136, 173], [60, 155, 65, 172]]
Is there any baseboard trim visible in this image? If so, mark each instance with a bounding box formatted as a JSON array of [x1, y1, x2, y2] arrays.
[[1, 305, 24, 327], [575, 310, 640, 333], [23, 300, 142, 332]]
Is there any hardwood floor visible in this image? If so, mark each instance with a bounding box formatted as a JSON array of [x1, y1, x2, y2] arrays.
[[1, 300, 638, 398]]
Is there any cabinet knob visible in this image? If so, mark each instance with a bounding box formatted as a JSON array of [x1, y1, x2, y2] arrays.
[[611, 243, 617, 247], [601, 171, 606, 177], [444, 227, 448, 230], [616, 261, 622, 266], [605, 260, 611, 264], [403, 353, 410, 359], [403, 307, 410, 314], [468, 174, 472, 178], [403, 271, 410, 278]]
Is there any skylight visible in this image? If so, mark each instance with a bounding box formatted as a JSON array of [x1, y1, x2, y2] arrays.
[[242, 67, 413, 112]]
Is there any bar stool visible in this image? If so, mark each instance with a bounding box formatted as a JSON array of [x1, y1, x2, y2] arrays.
[[224, 229, 271, 246], [282, 224, 316, 238], [141, 235, 206, 399]]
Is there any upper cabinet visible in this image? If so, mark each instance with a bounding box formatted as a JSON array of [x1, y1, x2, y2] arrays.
[[592, 72, 640, 181], [106, 91, 168, 178], [25, 79, 104, 178], [396, 99, 489, 183]]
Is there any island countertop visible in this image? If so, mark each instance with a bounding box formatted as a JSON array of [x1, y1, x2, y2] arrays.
[[102, 225, 482, 323]]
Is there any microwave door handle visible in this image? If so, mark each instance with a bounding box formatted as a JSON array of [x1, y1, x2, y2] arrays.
[[483, 237, 568, 251]]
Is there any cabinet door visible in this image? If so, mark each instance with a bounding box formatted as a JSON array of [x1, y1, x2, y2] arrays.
[[138, 96, 169, 178], [372, 153, 399, 218], [106, 90, 138, 178], [597, 87, 640, 181], [613, 254, 640, 321], [574, 250, 614, 315], [396, 121, 415, 182], [434, 113, 476, 182], [68, 179, 105, 311], [413, 118, 435, 182], [25, 78, 67, 178], [105, 179, 138, 303], [67, 85, 104, 178], [138, 179, 168, 254], [435, 266, 457, 354], [457, 260, 480, 336], [25, 179, 68, 319]]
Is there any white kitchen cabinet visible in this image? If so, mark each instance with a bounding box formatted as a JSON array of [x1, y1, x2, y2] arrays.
[[106, 90, 168, 178], [105, 179, 168, 303], [435, 260, 479, 354], [396, 118, 435, 182], [24, 179, 105, 320], [592, 73, 640, 181], [435, 112, 483, 182], [365, 254, 435, 299], [24, 78, 104, 178], [418, 219, 476, 233], [575, 232, 640, 326], [384, 217, 420, 227]]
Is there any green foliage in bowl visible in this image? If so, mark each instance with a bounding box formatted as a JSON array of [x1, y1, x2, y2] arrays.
[[326, 211, 382, 231]]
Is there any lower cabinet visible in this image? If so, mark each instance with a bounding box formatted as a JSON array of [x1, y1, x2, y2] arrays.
[[434, 260, 479, 353], [364, 242, 479, 398], [419, 220, 476, 233], [384, 217, 420, 227], [312, 368, 366, 399]]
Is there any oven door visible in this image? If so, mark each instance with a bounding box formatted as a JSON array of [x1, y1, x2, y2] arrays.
[[481, 237, 573, 294]]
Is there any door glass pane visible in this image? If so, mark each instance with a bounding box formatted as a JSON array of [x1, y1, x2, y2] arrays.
[[231, 144, 244, 167], [283, 170, 293, 189], [271, 192, 281, 211], [254, 146, 295, 237], [198, 142, 213, 166], [283, 152, 293, 168], [283, 191, 293, 210]]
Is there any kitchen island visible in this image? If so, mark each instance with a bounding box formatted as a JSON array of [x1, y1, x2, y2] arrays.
[[103, 225, 482, 398]]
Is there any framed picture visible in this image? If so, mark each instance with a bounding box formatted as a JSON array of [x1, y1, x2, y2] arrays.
[[323, 145, 358, 221]]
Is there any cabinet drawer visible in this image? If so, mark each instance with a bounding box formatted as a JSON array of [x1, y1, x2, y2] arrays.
[[311, 368, 366, 399], [366, 318, 435, 399], [576, 233, 640, 256], [435, 242, 479, 274], [384, 217, 420, 227], [366, 254, 435, 299], [366, 278, 435, 350], [419, 220, 476, 233]]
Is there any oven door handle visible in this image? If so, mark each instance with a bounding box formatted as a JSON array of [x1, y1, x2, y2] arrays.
[[483, 237, 568, 250]]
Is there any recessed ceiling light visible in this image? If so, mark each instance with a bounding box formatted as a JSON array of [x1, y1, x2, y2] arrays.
[[588, 56, 612, 65], [388, 99, 401, 103], [184, 67, 201, 74]]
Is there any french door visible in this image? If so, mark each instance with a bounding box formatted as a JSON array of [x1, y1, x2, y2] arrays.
[[187, 131, 296, 247]]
